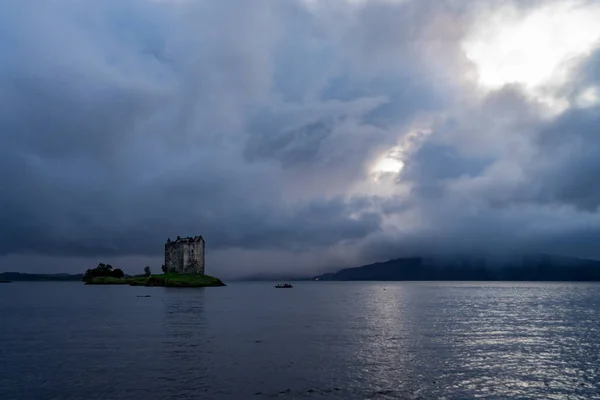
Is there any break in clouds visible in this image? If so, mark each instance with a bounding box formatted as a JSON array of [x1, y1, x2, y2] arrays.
[[1, 0, 600, 278]]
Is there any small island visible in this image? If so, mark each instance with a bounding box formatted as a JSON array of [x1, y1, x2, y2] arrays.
[[84, 271, 225, 287], [83, 235, 225, 288]]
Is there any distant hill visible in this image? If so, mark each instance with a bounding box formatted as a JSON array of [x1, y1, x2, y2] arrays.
[[312, 254, 600, 282], [0, 272, 84, 282]]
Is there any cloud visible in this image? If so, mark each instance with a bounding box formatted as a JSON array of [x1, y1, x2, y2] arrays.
[[1, 0, 600, 276]]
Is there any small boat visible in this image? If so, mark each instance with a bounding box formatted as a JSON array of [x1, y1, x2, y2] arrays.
[[275, 283, 293, 288]]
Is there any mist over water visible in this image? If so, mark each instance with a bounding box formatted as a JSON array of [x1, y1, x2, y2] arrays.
[[1, 281, 600, 399]]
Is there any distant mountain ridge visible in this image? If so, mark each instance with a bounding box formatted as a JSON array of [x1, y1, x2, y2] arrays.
[[0, 272, 84, 281], [312, 254, 600, 282]]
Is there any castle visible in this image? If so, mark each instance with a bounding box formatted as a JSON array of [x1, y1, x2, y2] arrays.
[[164, 236, 205, 274]]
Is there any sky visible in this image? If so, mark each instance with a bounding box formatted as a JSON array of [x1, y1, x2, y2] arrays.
[[1, 0, 600, 278]]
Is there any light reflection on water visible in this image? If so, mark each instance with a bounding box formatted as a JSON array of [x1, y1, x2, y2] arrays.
[[0, 281, 599, 399]]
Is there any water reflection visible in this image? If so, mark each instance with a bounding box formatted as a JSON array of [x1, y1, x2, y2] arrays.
[[355, 285, 410, 391], [434, 283, 600, 399], [163, 288, 207, 339], [158, 289, 210, 395]]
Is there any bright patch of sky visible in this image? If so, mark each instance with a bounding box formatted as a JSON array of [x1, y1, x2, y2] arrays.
[[464, 1, 600, 90]]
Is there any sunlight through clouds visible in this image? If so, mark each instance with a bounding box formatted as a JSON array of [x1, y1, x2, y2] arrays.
[[463, 1, 600, 90], [372, 156, 404, 174], [369, 123, 433, 183]]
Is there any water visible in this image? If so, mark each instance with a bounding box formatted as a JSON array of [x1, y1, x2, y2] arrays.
[[1, 281, 600, 399]]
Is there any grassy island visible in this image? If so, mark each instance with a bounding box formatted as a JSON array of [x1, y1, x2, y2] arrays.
[[85, 273, 225, 287], [82, 263, 225, 287]]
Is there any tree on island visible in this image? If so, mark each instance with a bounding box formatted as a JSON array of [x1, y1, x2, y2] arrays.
[[144, 266, 151, 277], [161, 264, 167, 273], [82, 263, 125, 282]]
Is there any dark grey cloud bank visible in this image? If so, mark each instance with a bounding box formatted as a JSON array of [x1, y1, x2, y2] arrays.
[[1, 0, 599, 277]]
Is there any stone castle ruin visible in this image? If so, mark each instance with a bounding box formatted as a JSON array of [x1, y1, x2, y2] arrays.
[[165, 236, 205, 274]]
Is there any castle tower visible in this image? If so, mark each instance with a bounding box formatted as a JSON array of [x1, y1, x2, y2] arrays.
[[164, 236, 205, 274]]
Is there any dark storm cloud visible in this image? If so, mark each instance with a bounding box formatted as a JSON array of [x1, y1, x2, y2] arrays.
[[0, 141, 383, 257], [245, 115, 339, 167], [521, 49, 600, 212], [526, 107, 600, 211], [2, 0, 600, 275], [0, 0, 389, 259], [400, 142, 492, 183]]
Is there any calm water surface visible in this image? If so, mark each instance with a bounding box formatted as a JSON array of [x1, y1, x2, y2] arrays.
[[1, 281, 600, 399]]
